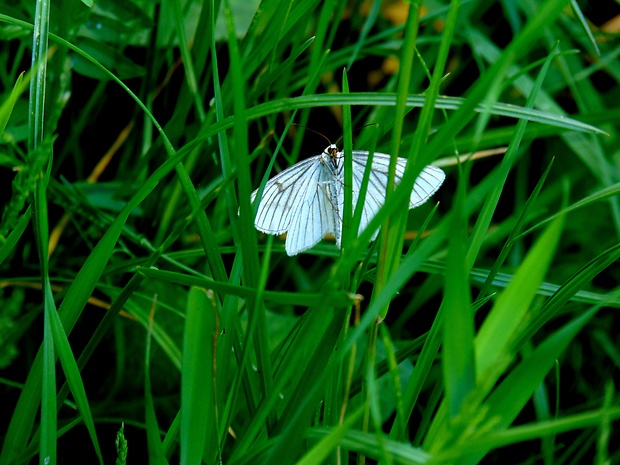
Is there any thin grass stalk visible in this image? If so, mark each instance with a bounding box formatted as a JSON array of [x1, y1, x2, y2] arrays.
[[374, 0, 423, 321], [29, 0, 56, 462]]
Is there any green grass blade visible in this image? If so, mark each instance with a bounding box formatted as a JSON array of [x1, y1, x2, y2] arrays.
[[349, 128, 378, 251], [345, 0, 380, 70], [137, 267, 352, 306], [41, 299, 57, 465], [475, 213, 565, 383], [306, 427, 431, 464], [517, 181, 620, 240], [443, 166, 475, 418], [168, 0, 206, 122], [296, 406, 365, 465], [0, 71, 28, 137], [180, 287, 217, 465], [475, 157, 555, 301], [375, 0, 428, 321], [260, 309, 346, 464], [0, 15, 608, 138], [144, 307, 169, 465], [1, 148, 188, 462], [389, 305, 445, 442], [568, 0, 600, 56], [455, 306, 600, 464], [48, 304, 103, 464], [229, 302, 347, 462], [524, 242, 620, 345], [226, 0, 261, 286], [342, 69, 353, 252], [0, 16, 229, 284], [424, 212, 566, 453], [465, 41, 560, 272], [0, 207, 31, 266], [27, 0, 57, 462], [433, 396, 620, 463], [195, 92, 607, 136]]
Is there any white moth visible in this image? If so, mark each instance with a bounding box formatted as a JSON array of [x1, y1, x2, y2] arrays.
[[251, 144, 445, 256]]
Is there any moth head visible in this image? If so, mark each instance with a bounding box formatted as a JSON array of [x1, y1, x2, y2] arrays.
[[324, 144, 340, 159]]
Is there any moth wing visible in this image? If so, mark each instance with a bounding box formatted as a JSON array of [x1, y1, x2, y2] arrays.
[[251, 156, 323, 235], [352, 152, 445, 241], [284, 165, 336, 255]]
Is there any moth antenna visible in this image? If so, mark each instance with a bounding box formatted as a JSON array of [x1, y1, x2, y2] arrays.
[[291, 123, 332, 146], [334, 122, 381, 147]]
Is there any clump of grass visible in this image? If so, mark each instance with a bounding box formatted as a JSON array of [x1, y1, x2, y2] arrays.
[[0, 0, 619, 464]]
